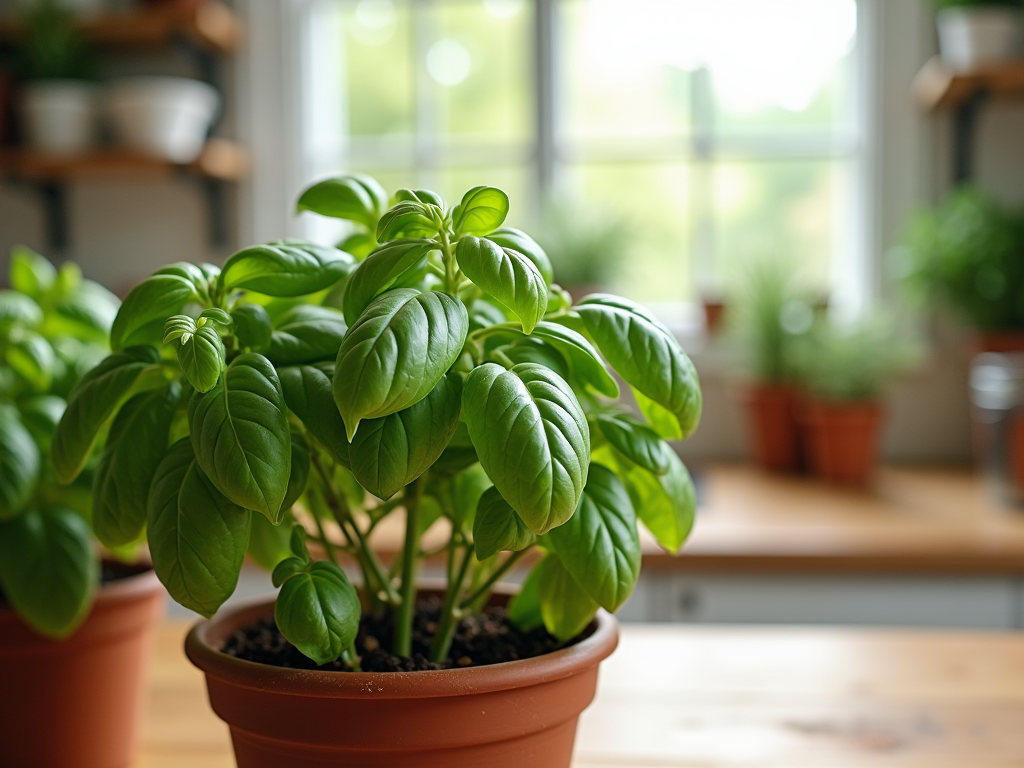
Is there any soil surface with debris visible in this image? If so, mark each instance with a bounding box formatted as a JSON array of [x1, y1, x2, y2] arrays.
[[221, 596, 590, 672]]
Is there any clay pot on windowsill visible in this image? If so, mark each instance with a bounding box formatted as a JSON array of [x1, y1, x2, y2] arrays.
[[0, 565, 165, 768], [186, 588, 619, 768], [800, 399, 884, 486], [741, 382, 803, 474]]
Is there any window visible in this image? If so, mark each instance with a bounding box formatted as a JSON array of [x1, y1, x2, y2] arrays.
[[298, 0, 861, 309]]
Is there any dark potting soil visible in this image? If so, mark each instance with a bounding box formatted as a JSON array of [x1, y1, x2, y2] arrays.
[[0, 559, 147, 608], [221, 596, 590, 672]]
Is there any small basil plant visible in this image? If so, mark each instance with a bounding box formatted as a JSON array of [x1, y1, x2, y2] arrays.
[[53, 175, 702, 667], [0, 247, 120, 638]]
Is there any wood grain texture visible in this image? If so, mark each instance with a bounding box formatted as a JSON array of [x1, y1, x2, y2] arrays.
[[137, 621, 1024, 768], [913, 55, 1024, 110]]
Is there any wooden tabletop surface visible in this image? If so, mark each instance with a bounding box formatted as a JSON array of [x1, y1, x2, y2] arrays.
[[137, 620, 1024, 768], [366, 465, 1024, 577]]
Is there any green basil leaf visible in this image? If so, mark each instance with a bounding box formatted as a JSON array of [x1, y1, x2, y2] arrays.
[[504, 338, 569, 378], [487, 227, 553, 285], [394, 188, 445, 208], [350, 372, 461, 500], [51, 346, 162, 484], [451, 461, 491, 529], [375, 201, 439, 242], [536, 553, 598, 642], [200, 307, 232, 326], [267, 305, 348, 365], [452, 186, 509, 237], [462, 362, 589, 535], [219, 241, 355, 297], [468, 296, 508, 332], [0, 506, 97, 638], [111, 275, 199, 350], [46, 280, 120, 344], [278, 362, 350, 466], [596, 411, 672, 475], [175, 324, 225, 393], [230, 304, 273, 352], [247, 510, 294, 571], [283, 429, 310, 512], [154, 262, 215, 304], [0, 289, 43, 327], [333, 288, 468, 440], [7, 329, 54, 392], [575, 294, 701, 439], [338, 232, 377, 260], [0, 408, 40, 520], [188, 353, 292, 522], [529, 321, 618, 397], [455, 236, 547, 333], [341, 239, 435, 326], [473, 486, 536, 560], [617, 446, 695, 554], [432, 421, 479, 475], [92, 384, 179, 547], [546, 463, 640, 612], [17, 395, 66, 448], [147, 438, 251, 618], [297, 174, 388, 229], [10, 245, 56, 299], [274, 559, 361, 666], [507, 557, 544, 631], [633, 387, 683, 440]]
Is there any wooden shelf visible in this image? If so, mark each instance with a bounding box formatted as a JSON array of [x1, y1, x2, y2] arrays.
[[0, 139, 248, 183], [914, 55, 1024, 111], [0, 1, 241, 55]]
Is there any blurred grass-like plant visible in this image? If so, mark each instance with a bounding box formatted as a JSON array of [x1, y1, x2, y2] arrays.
[[12, 0, 99, 82], [534, 200, 633, 288]]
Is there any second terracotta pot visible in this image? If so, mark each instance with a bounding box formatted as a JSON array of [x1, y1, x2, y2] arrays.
[[742, 383, 802, 473], [0, 565, 165, 768], [186, 594, 619, 768], [800, 400, 884, 486]]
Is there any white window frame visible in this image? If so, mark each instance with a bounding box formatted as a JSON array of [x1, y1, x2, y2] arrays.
[[238, 0, 887, 330]]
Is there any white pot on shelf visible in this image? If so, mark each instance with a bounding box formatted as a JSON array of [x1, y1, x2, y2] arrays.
[[937, 7, 1023, 70], [18, 80, 99, 155], [105, 77, 220, 163]]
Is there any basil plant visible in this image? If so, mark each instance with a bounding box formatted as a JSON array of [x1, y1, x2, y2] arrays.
[[53, 175, 702, 667], [0, 247, 120, 638]]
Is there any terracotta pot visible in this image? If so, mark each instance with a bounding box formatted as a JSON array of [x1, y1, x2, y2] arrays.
[[742, 383, 802, 473], [702, 299, 726, 335], [800, 400, 884, 486], [0, 566, 165, 768], [970, 330, 1024, 355], [186, 592, 619, 768]]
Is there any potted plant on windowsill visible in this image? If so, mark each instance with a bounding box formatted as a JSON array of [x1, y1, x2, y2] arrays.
[[0, 246, 165, 768], [903, 186, 1024, 354], [12, 0, 100, 155], [56, 174, 702, 767], [931, 0, 1023, 71], [794, 316, 916, 486], [727, 259, 814, 474]]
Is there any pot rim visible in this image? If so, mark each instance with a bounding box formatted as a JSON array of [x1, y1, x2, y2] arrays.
[[185, 592, 619, 700], [93, 562, 162, 607]]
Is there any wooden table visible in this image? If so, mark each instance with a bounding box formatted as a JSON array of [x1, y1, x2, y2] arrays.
[[137, 621, 1024, 767]]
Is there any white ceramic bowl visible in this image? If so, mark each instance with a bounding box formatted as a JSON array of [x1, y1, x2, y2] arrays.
[[105, 77, 220, 163], [18, 80, 99, 155]]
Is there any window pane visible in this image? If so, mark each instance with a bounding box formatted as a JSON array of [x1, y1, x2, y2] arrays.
[[440, 165, 533, 218], [432, 0, 533, 144], [561, 0, 692, 142], [560, 163, 692, 302], [712, 159, 846, 292], [340, 1, 416, 137], [710, 1, 857, 136]]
